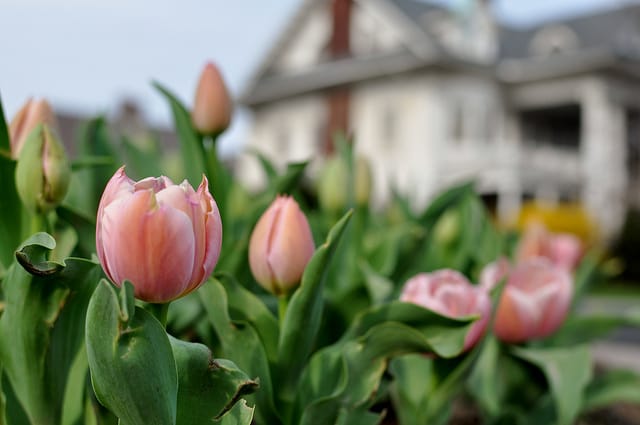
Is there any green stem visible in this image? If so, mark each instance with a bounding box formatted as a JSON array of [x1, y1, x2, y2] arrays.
[[28, 211, 45, 236], [278, 295, 289, 324], [202, 134, 228, 219], [146, 303, 170, 328]]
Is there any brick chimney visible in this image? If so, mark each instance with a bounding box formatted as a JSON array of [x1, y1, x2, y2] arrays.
[[328, 0, 352, 57], [324, 0, 352, 154]]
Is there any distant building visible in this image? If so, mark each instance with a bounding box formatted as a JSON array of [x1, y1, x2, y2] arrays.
[[239, 0, 640, 241]]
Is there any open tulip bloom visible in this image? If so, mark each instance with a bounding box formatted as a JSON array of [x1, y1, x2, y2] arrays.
[[96, 166, 222, 303], [491, 258, 573, 343], [400, 270, 491, 351]]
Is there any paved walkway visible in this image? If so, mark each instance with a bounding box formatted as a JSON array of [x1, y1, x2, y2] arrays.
[[579, 296, 640, 372]]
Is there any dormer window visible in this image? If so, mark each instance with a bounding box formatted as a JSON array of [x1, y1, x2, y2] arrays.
[[529, 24, 580, 56]]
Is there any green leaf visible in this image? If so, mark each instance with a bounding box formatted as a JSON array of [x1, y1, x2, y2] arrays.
[[296, 320, 469, 425], [70, 155, 114, 171], [0, 94, 9, 152], [419, 181, 474, 225], [512, 345, 592, 425], [335, 406, 385, 425], [61, 346, 89, 425], [572, 254, 602, 304], [153, 81, 206, 188], [199, 279, 281, 425], [249, 149, 278, 181], [277, 211, 353, 404], [213, 399, 255, 425], [0, 233, 102, 425], [467, 335, 502, 417], [270, 161, 309, 195], [65, 117, 119, 216], [0, 154, 22, 271], [365, 222, 423, 277], [85, 281, 178, 425], [395, 182, 474, 280], [359, 260, 394, 305], [169, 336, 258, 424], [120, 136, 164, 180], [341, 301, 472, 358], [583, 370, 640, 411], [56, 204, 97, 257], [390, 350, 478, 425], [216, 273, 279, 362]]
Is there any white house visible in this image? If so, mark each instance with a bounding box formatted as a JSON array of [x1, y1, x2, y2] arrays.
[[238, 0, 640, 241]]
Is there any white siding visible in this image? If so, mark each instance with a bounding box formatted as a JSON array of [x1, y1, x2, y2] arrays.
[[238, 94, 326, 190]]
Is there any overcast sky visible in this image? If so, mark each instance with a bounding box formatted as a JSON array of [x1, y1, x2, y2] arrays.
[[0, 0, 632, 154]]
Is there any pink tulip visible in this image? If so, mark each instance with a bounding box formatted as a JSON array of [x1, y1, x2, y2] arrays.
[[9, 98, 57, 159], [191, 62, 232, 135], [493, 259, 572, 343], [400, 270, 491, 352], [248, 196, 315, 295], [96, 167, 222, 303], [516, 222, 583, 272], [479, 256, 510, 292]]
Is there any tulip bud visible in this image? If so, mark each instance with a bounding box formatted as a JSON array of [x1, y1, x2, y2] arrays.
[[15, 124, 70, 213], [400, 270, 491, 352], [494, 259, 573, 343], [318, 155, 372, 212], [191, 62, 232, 136], [318, 157, 348, 213], [9, 98, 57, 159], [248, 196, 315, 295], [353, 156, 372, 206], [96, 167, 223, 303], [433, 209, 460, 246]]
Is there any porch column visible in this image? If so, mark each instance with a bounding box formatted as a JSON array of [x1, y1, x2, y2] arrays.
[[580, 78, 627, 243]]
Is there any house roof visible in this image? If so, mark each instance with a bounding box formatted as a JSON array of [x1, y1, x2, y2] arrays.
[[241, 0, 640, 106], [499, 3, 640, 60]]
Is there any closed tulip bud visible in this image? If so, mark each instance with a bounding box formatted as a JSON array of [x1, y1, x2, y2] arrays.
[[191, 62, 232, 135], [249, 196, 315, 295], [353, 156, 372, 206], [400, 270, 491, 352], [433, 209, 461, 246], [494, 259, 573, 343], [318, 155, 372, 212], [9, 98, 57, 159], [96, 167, 222, 303], [15, 124, 70, 213], [318, 157, 348, 213]]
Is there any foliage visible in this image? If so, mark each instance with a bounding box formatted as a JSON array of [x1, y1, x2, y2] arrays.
[[0, 73, 639, 425]]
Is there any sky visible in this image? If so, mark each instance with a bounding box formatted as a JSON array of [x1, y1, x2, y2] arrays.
[[0, 0, 634, 155]]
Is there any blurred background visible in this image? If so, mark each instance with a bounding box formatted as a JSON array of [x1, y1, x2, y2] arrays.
[[2, 0, 640, 269]]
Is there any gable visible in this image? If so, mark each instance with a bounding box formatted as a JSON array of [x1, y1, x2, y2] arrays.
[[255, 0, 437, 78]]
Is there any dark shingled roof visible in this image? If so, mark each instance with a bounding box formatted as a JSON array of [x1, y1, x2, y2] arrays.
[[499, 3, 640, 60]]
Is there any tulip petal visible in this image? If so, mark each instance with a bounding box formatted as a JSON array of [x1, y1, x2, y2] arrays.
[[494, 285, 542, 343], [184, 176, 222, 293], [96, 166, 134, 281], [268, 197, 315, 290], [100, 189, 195, 303], [249, 199, 280, 292], [400, 269, 491, 351]]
